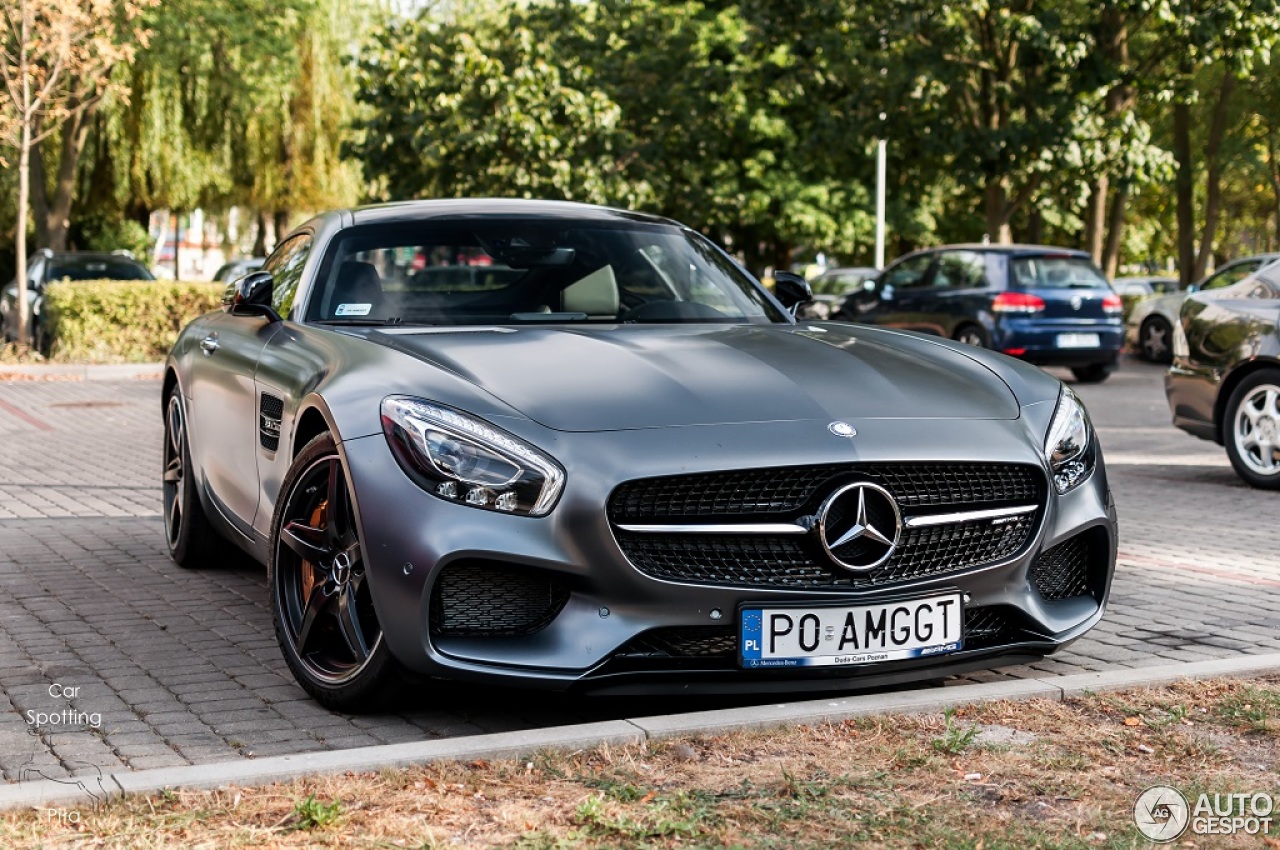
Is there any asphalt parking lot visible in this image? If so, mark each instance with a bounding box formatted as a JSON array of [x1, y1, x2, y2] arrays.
[[1, 357, 1278, 782]]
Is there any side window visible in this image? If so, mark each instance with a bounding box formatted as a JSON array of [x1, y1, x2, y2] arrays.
[[932, 251, 988, 289], [881, 254, 933, 291], [1202, 261, 1261, 292], [265, 234, 312, 316]]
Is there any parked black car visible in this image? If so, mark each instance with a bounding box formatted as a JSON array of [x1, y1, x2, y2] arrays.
[[797, 266, 879, 320], [1, 249, 154, 352], [834, 245, 1124, 383], [212, 257, 266, 282], [1166, 258, 1280, 488]]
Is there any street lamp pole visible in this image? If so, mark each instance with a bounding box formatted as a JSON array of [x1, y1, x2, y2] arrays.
[[875, 138, 887, 270]]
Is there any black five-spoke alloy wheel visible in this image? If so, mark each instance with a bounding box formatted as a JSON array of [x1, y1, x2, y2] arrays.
[[269, 433, 400, 709]]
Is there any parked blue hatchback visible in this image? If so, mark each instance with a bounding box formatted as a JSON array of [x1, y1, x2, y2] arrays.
[[832, 244, 1124, 383]]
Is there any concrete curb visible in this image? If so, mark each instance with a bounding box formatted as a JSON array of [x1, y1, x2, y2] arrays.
[[0, 363, 163, 381], [3, 652, 1279, 813]]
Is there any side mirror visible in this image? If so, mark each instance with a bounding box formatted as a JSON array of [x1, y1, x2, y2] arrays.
[[223, 270, 281, 322], [772, 271, 813, 315]]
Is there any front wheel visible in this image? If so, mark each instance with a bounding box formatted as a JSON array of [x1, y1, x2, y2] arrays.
[[269, 432, 401, 710], [1224, 370, 1280, 489], [1138, 316, 1172, 363], [1071, 363, 1113, 384]]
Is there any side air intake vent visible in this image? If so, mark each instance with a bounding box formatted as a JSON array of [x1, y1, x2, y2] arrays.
[[259, 393, 284, 451]]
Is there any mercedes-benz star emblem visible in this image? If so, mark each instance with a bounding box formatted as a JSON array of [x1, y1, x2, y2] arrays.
[[816, 481, 901, 571], [828, 421, 857, 438]]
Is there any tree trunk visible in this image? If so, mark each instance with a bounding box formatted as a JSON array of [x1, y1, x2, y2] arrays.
[[16, 120, 31, 349], [45, 110, 90, 251], [172, 211, 181, 280], [1173, 98, 1195, 287], [252, 211, 268, 257], [30, 133, 49, 250], [273, 210, 292, 246], [1193, 70, 1237, 280], [1101, 182, 1129, 280], [1268, 124, 1280, 247], [1084, 176, 1109, 263], [984, 179, 1013, 244]]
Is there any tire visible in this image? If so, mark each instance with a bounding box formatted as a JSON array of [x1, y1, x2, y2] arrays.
[[269, 432, 402, 711], [952, 324, 989, 348], [163, 390, 229, 568], [1223, 370, 1280, 489], [33, 323, 50, 358], [1138, 316, 1173, 363], [1071, 363, 1113, 384]]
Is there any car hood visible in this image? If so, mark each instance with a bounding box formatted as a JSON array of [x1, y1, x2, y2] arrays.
[[362, 323, 1021, 432]]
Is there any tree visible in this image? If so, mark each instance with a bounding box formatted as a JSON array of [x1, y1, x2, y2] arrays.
[[0, 0, 143, 347]]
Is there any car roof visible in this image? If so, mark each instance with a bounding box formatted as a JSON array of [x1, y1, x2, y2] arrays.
[[346, 199, 677, 227], [816, 267, 878, 275], [910, 243, 1093, 258], [47, 251, 144, 263]]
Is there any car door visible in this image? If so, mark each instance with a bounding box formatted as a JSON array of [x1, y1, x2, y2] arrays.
[[185, 284, 283, 535], [919, 250, 989, 336], [850, 253, 934, 328]]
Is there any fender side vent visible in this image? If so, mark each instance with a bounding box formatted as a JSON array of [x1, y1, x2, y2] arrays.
[[259, 393, 284, 451]]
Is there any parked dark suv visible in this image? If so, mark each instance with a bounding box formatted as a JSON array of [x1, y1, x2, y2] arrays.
[[1, 249, 154, 353], [833, 245, 1124, 382]]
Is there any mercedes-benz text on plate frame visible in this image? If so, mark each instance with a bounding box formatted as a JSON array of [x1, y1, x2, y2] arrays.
[[741, 593, 963, 668], [162, 199, 1117, 711]]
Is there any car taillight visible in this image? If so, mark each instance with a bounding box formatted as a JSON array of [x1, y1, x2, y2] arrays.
[[992, 292, 1045, 314], [1102, 294, 1123, 316]]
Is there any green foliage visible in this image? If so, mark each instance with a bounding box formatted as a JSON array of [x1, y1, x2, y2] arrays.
[[289, 794, 342, 831], [76, 213, 152, 258], [43, 280, 224, 363], [931, 707, 980, 755]]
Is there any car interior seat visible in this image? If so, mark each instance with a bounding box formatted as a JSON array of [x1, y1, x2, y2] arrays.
[[562, 265, 619, 319], [329, 261, 386, 319]]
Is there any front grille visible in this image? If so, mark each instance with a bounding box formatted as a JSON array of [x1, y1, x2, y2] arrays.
[[614, 605, 1021, 660], [609, 462, 1041, 521], [1030, 535, 1091, 600], [615, 512, 1037, 590], [609, 462, 1045, 592], [430, 561, 569, 637]]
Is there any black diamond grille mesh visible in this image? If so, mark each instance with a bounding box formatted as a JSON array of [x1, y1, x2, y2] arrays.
[[430, 562, 569, 637], [1029, 534, 1092, 600]]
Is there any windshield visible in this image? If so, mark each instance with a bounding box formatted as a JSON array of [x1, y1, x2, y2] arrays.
[[1010, 256, 1108, 290], [48, 258, 153, 282], [306, 219, 786, 325]]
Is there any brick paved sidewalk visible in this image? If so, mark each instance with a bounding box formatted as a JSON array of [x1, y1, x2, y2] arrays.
[[0, 362, 1276, 781]]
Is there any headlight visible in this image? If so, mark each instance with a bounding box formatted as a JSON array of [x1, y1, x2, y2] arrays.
[[381, 397, 565, 516], [1043, 387, 1095, 494]]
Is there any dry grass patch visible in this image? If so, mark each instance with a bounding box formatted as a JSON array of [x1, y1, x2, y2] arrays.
[[3, 677, 1279, 848]]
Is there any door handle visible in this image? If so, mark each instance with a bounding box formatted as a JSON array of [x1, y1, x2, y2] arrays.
[[199, 334, 219, 355]]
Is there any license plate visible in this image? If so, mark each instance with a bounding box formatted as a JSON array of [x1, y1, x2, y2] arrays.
[[1056, 333, 1100, 348], [739, 593, 963, 668]]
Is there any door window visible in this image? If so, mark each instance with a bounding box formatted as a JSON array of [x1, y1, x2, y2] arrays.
[[264, 234, 312, 316], [1201, 261, 1262, 292], [932, 251, 988, 289], [881, 254, 933, 291]]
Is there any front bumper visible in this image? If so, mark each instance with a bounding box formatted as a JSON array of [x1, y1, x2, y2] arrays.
[[1165, 360, 1221, 442], [341, 415, 1117, 694]]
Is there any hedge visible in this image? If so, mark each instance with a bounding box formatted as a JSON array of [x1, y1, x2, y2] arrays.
[[44, 280, 225, 363]]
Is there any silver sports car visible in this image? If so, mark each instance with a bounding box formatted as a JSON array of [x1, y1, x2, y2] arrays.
[[163, 200, 1117, 710]]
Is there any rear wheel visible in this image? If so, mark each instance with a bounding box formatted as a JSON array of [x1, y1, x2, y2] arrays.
[[952, 324, 989, 348], [1138, 316, 1172, 363], [1071, 363, 1113, 384], [269, 433, 401, 710], [1224, 370, 1280, 489], [163, 390, 227, 568]]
